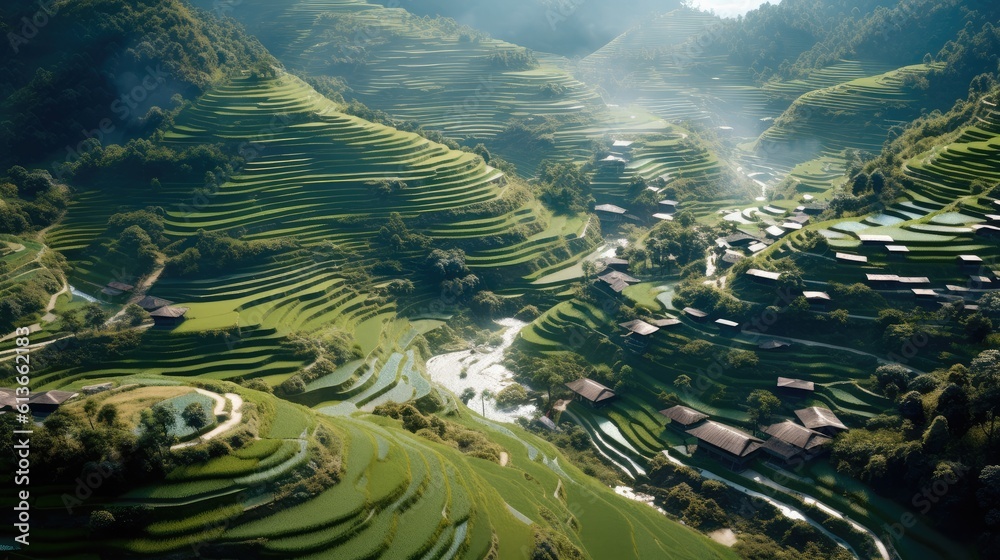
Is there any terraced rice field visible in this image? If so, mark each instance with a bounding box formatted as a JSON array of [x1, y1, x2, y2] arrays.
[[579, 9, 785, 137], [756, 64, 937, 173], [26, 383, 736, 559]]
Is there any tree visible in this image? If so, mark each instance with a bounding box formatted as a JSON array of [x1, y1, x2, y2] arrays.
[[582, 260, 598, 281], [182, 402, 210, 432], [874, 364, 911, 399], [89, 510, 116, 533], [97, 403, 119, 427], [746, 390, 781, 428], [935, 383, 971, 437], [965, 313, 993, 342], [122, 304, 147, 327], [899, 391, 926, 425], [923, 416, 950, 453], [460, 388, 476, 404], [138, 405, 177, 460], [83, 303, 109, 329], [83, 399, 98, 429], [674, 374, 692, 389]]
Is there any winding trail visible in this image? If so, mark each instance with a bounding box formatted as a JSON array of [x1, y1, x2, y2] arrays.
[[171, 391, 244, 450]]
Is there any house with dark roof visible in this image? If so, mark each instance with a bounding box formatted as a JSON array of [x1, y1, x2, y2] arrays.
[[659, 405, 709, 431], [686, 421, 763, 470], [150, 306, 189, 327], [957, 255, 984, 268], [597, 257, 630, 272], [795, 407, 848, 437], [619, 319, 660, 351], [564, 378, 616, 408], [27, 390, 79, 413], [596, 270, 641, 295], [718, 232, 758, 248], [719, 251, 745, 269], [650, 318, 681, 328], [0, 389, 22, 413], [136, 295, 174, 311], [658, 200, 679, 213], [776, 377, 814, 395], [761, 420, 832, 462], [102, 281, 135, 297], [595, 203, 628, 222]]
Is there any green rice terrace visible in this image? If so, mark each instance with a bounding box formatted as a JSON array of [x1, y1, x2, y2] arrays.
[[5, 1, 1000, 559], [12, 379, 737, 560]]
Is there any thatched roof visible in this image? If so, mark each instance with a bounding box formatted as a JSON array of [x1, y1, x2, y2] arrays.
[[958, 255, 984, 264], [776, 377, 814, 391], [595, 203, 627, 214], [0, 388, 19, 410], [659, 405, 708, 426], [866, 273, 899, 282], [761, 437, 802, 460], [715, 318, 740, 328], [885, 244, 910, 253], [136, 295, 174, 311], [107, 281, 135, 292], [686, 421, 763, 457], [619, 319, 659, 336], [746, 269, 782, 281], [28, 390, 79, 406], [683, 307, 708, 318], [650, 318, 681, 328], [836, 252, 868, 263], [802, 291, 831, 301], [795, 407, 847, 431], [897, 276, 930, 285], [150, 306, 189, 319], [565, 378, 616, 403], [763, 420, 831, 451]]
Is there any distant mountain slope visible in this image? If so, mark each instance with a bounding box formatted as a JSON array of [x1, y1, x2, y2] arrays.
[[367, 0, 685, 57], [0, 0, 275, 169]]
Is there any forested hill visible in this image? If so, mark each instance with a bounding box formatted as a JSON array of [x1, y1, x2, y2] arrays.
[[0, 0, 275, 169]]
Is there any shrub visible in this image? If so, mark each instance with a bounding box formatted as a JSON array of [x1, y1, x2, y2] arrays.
[[495, 384, 529, 409]]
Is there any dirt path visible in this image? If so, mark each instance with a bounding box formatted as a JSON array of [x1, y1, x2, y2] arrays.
[[171, 391, 244, 450]]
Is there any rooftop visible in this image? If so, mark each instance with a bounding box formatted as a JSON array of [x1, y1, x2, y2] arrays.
[[776, 377, 814, 391], [565, 378, 616, 403], [595, 203, 627, 214], [659, 405, 709, 426], [763, 420, 832, 451], [619, 319, 660, 336], [747, 268, 782, 281], [686, 421, 763, 457], [795, 407, 848, 431]]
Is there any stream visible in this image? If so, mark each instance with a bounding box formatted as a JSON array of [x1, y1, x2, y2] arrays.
[[425, 318, 537, 423]]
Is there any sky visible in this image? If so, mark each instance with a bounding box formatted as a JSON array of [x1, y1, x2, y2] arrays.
[[691, 0, 773, 18]]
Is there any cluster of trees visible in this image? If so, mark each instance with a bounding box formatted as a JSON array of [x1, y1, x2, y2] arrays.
[[832, 349, 1000, 547], [165, 230, 298, 277], [277, 327, 364, 395], [534, 160, 594, 214], [0, 166, 67, 234], [0, 0, 274, 166], [643, 455, 856, 560], [485, 48, 538, 70], [372, 402, 505, 463]]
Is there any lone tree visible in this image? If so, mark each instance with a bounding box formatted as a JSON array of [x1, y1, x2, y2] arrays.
[[746, 389, 781, 428], [182, 402, 211, 432]]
